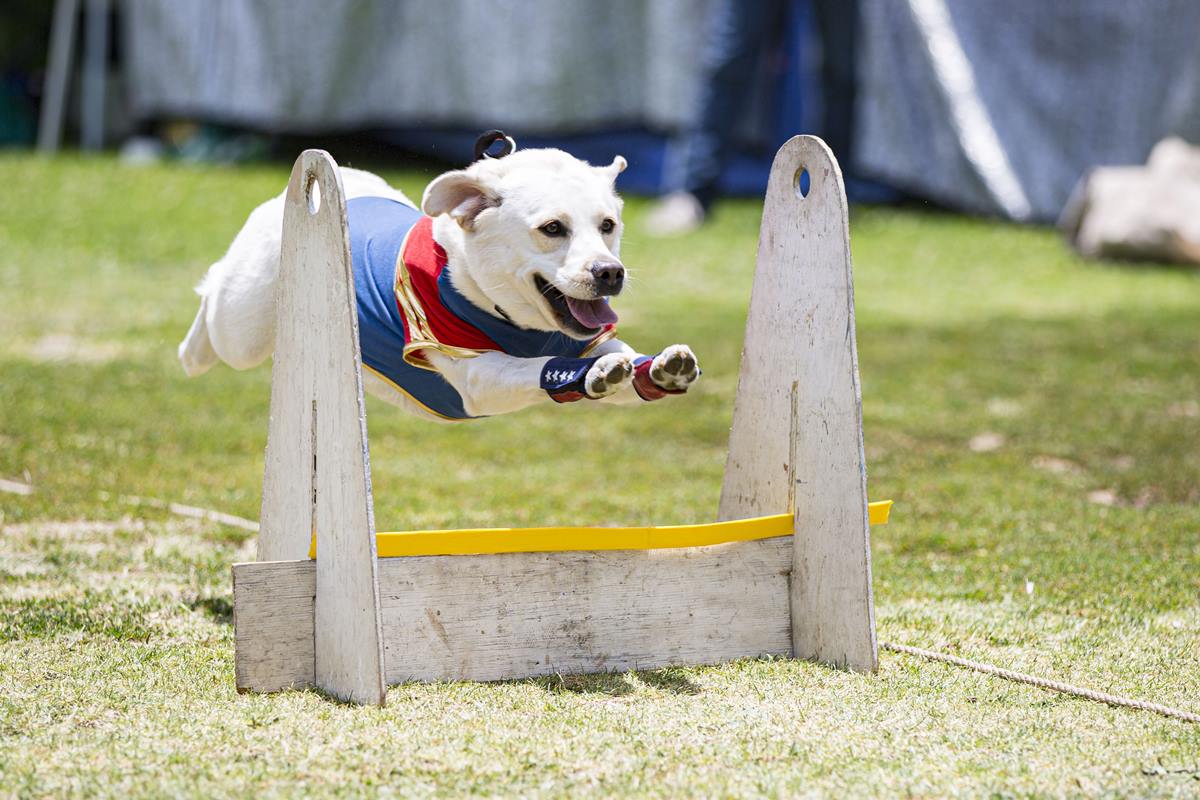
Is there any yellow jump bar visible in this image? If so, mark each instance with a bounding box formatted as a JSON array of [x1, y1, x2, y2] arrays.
[[310, 501, 892, 559]]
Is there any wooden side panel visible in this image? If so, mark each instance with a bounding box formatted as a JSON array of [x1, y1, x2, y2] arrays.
[[254, 150, 386, 705], [233, 560, 315, 693], [259, 159, 316, 563], [232, 537, 792, 688], [718, 136, 877, 671]]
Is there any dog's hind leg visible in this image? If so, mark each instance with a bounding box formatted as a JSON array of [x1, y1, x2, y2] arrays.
[[182, 195, 287, 372], [178, 294, 218, 376], [180, 167, 414, 377]]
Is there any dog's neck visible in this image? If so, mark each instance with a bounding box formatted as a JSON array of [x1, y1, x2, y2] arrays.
[[430, 215, 500, 320]]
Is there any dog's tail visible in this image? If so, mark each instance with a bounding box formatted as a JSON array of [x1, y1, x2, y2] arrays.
[[178, 292, 218, 377]]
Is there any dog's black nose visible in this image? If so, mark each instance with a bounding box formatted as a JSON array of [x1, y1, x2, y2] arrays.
[[590, 261, 625, 296]]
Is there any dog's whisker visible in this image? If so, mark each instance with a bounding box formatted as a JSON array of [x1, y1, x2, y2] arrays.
[[470, 277, 515, 296]]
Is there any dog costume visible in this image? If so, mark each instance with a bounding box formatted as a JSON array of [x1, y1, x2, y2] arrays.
[[350, 197, 618, 420]]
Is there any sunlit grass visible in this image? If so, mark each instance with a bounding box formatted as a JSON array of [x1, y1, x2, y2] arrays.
[[1, 153, 1198, 797]]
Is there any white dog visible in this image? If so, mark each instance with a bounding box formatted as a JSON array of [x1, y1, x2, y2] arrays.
[[178, 143, 700, 421]]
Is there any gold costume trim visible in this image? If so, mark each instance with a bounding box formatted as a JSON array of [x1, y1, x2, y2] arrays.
[[361, 364, 468, 422], [402, 340, 491, 370], [580, 325, 618, 355]]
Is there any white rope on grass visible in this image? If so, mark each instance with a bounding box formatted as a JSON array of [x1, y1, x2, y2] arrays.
[[882, 641, 1200, 724], [102, 492, 261, 532], [7, 484, 259, 532], [0, 477, 35, 495], [165, 502, 260, 532]]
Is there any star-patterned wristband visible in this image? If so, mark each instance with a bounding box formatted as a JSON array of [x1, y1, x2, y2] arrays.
[[540, 356, 601, 403]]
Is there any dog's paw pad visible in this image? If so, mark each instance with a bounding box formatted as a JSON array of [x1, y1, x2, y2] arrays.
[[586, 354, 633, 398], [650, 345, 700, 392]]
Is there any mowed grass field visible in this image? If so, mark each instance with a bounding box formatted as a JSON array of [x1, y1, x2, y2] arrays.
[[1, 153, 1198, 797]]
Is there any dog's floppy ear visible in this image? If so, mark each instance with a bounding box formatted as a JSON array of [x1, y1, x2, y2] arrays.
[[599, 155, 627, 183], [422, 170, 499, 231]]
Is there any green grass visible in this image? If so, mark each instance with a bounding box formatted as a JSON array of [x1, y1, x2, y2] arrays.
[[1, 153, 1198, 797]]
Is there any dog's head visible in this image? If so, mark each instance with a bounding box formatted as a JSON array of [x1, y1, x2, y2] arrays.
[[422, 148, 627, 339]]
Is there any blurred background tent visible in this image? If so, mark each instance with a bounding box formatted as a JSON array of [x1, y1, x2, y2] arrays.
[[6, 0, 1200, 221], [856, 0, 1200, 221]]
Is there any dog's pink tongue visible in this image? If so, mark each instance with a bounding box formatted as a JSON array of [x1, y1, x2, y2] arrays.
[[565, 297, 618, 329]]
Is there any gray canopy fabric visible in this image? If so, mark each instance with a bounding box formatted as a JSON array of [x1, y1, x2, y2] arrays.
[[855, 0, 1200, 221], [122, 0, 1200, 220], [121, 0, 711, 134]]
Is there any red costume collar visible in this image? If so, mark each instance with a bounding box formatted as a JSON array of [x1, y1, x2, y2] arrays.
[[393, 216, 502, 370]]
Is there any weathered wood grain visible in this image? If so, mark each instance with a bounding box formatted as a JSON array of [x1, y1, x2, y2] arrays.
[[233, 559, 315, 692], [256, 151, 386, 705], [260, 157, 318, 563], [232, 536, 792, 689], [718, 136, 877, 671]]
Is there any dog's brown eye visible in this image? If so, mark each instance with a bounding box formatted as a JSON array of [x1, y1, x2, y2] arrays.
[[539, 220, 566, 237], [600, 218, 616, 234]]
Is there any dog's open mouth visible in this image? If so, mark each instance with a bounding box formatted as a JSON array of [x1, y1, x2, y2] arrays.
[[534, 275, 618, 336]]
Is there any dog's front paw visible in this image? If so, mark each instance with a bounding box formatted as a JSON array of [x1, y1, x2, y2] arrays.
[[650, 344, 700, 392], [586, 353, 634, 398]]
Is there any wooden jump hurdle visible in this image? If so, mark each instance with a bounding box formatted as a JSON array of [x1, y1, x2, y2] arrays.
[[232, 136, 881, 706]]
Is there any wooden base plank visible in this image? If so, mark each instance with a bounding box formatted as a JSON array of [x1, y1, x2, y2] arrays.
[[233, 560, 316, 692], [233, 537, 792, 690]]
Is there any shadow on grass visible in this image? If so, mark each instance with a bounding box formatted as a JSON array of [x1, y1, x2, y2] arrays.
[[533, 672, 637, 697], [637, 667, 702, 695], [189, 595, 233, 625], [530, 666, 701, 697]]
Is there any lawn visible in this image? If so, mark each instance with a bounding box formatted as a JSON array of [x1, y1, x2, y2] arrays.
[[1, 153, 1198, 798]]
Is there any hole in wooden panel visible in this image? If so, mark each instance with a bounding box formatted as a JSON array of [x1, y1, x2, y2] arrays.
[[794, 167, 811, 198], [305, 172, 322, 215]]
